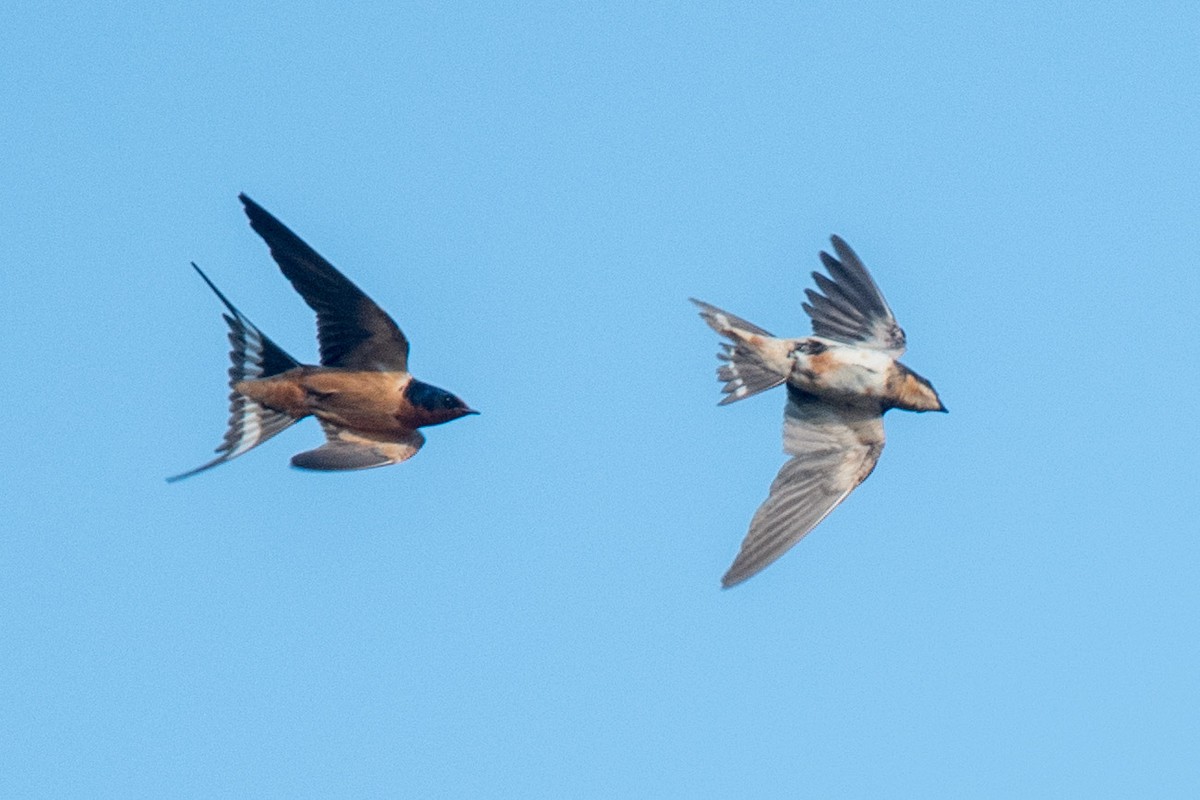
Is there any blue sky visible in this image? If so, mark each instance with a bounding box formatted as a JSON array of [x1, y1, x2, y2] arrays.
[[3, 2, 1199, 797]]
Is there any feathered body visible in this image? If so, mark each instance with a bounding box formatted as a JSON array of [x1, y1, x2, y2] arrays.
[[169, 195, 475, 481], [693, 235, 944, 587]]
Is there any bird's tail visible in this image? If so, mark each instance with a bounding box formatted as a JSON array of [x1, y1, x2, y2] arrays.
[[690, 299, 787, 405], [167, 264, 303, 481]]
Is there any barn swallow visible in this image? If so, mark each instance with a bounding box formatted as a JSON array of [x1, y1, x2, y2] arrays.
[[168, 194, 476, 481], [693, 235, 945, 587]]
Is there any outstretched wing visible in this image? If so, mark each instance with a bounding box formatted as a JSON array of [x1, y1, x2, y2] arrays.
[[721, 387, 885, 587], [290, 422, 425, 471], [240, 194, 410, 371], [803, 235, 906, 356]]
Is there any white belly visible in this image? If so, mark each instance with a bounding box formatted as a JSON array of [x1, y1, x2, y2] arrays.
[[788, 343, 893, 400]]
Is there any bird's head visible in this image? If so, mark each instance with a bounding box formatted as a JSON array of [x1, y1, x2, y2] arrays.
[[404, 380, 479, 425], [889, 364, 946, 413]]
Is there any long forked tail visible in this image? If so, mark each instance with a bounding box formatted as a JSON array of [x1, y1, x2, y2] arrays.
[[690, 299, 787, 405], [167, 264, 303, 482]]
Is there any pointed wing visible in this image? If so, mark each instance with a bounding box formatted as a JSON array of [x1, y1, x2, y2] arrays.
[[721, 387, 886, 587], [691, 299, 787, 404], [167, 265, 302, 482], [290, 422, 425, 471], [802, 235, 906, 356], [239, 194, 410, 371]]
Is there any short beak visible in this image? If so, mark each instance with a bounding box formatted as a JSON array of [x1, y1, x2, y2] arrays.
[[937, 401, 948, 413], [464, 408, 480, 416]]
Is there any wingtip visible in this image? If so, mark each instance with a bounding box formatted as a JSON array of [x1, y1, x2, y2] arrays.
[[238, 193, 268, 221], [826, 234, 862, 268], [817, 235, 843, 269]]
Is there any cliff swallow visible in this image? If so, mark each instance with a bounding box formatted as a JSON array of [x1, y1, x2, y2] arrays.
[[168, 194, 476, 481], [693, 235, 945, 587]]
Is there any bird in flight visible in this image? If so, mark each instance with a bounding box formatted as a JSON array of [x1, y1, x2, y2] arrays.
[[692, 235, 945, 587], [168, 194, 476, 481]]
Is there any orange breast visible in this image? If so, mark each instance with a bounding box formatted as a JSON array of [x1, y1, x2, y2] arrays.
[[299, 370, 414, 434]]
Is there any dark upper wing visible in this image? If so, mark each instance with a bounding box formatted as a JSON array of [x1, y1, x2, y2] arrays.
[[802, 235, 906, 356], [239, 194, 410, 371], [721, 388, 885, 587]]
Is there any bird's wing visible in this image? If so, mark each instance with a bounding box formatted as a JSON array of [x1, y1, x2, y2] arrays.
[[240, 194, 411, 371], [290, 422, 425, 471], [721, 387, 885, 587], [802, 235, 906, 356]]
